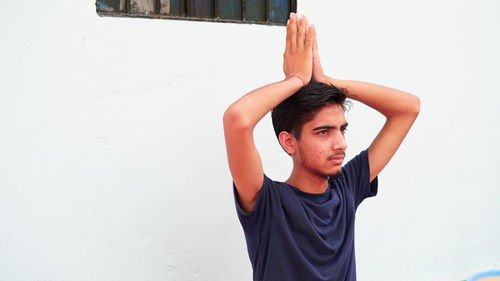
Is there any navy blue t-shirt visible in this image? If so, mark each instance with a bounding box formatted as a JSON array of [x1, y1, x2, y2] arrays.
[[233, 150, 378, 281]]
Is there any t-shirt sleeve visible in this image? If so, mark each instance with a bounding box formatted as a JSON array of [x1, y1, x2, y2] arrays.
[[233, 174, 274, 234], [342, 149, 378, 208]]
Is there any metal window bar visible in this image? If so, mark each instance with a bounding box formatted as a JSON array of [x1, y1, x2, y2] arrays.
[[96, 0, 296, 25], [265, 0, 269, 23]]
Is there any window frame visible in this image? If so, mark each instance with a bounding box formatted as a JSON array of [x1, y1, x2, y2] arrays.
[[96, 0, 297, 26]]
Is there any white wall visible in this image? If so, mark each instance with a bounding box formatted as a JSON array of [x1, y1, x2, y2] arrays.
[[1, 0, 499, 280]]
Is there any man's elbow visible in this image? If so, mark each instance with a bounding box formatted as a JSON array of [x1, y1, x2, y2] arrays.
[[223, 105, 252, 132], [409, 95, 420, 117], [392, 95, 420, 122]]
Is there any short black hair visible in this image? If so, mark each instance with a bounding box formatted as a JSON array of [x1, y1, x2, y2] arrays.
[[271, 80, 348, 140]]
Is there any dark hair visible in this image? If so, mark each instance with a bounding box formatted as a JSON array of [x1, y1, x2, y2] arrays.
[[271, 80, 348, 140]]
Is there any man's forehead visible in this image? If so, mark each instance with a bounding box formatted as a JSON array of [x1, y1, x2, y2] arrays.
[[307, 104, 347, 126]]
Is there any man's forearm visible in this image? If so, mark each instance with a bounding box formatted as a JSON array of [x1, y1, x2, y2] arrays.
[[224, 77, 303, 130], [325, 76, 420, 118]]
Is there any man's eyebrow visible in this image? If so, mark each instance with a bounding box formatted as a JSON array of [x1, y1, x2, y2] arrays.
[[312, 123, 349, 131]]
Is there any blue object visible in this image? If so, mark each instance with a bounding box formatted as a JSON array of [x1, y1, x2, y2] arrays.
[[466, 270, 500, 281]]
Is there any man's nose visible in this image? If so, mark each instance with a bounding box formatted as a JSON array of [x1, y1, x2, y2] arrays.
[[332, 132, 347, 151]]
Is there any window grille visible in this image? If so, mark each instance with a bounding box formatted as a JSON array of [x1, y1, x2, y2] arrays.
[[96, 0, 296, 25]]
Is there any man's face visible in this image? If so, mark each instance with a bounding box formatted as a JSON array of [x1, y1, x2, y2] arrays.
[[293, 104, 348, 178]]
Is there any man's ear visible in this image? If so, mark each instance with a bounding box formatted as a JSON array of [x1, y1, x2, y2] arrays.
[[278, 131, 296, 155]]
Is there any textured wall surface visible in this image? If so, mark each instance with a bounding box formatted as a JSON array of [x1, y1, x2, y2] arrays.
[[0, 0, 499, 281]]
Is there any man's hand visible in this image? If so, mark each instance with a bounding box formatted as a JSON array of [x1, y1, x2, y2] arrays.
[[311, 27, 327, 84], [283, 13, 315, 85]]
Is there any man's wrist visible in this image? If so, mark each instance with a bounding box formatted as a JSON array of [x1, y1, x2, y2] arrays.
[[285, 75, 306, 87], [323, 75, 337, 85]]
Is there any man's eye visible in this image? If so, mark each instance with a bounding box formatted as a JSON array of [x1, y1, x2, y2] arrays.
[[318, 130, 328, 135]]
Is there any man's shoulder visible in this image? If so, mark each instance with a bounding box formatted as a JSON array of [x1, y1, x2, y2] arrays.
[[263, 174, 289, 191]]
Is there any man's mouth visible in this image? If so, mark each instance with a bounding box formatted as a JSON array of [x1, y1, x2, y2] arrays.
[[327, 152, 345, 164]]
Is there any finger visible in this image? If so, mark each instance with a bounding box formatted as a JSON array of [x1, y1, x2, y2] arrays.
[[285, 18, 291, 50], [311, 25, 320, 61], [297, 15, 309, 48], [289, 13, 297, 50], [306, 23, 315, 52], [313, 25, 318, 53], [295, 13, 300, 40]]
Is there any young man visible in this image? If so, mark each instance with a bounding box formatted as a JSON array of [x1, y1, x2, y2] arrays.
[[223, 13, 420, 281]]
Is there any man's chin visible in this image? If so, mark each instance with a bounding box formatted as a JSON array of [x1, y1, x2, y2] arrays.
[[328, 170, 342, 180]]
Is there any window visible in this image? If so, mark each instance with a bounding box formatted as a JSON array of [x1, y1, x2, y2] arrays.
[[96, 0, 296, 25]]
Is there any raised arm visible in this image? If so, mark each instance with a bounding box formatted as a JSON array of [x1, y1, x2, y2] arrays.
[[223, 14, 315, 212], [312, 29, 420, 182]]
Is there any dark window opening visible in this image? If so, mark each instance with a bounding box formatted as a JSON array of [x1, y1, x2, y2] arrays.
[[96, 0, 297, 25]]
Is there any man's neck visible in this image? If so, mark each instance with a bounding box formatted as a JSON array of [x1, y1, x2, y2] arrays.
[[285, 168, 329, 194]]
